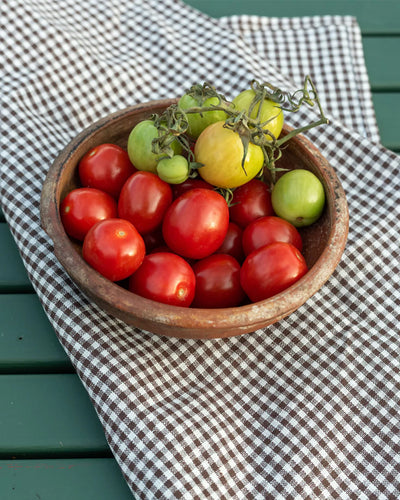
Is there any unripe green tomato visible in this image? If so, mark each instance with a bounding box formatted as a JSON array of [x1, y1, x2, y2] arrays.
[[156, 155, 190, 184], [178, 95, 227, 138], [232, 89, 284, 139], [127, 120, 181, 173], [271, 169, 325, 227]]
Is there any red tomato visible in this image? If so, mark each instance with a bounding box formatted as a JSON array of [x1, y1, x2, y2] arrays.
[[141, 229, 165, 253], [171, 178, 213, 199], [240, 242, 308, 302], [148, 245, 171, 254], [229, 179, 274, 228], [215, 222, 245, 263], [118, 171, 173, 235], [192, 254, 246, 308], [162, 188, 229, 259], [79, 143, 136, 198], [60, 187, 117, 241], [129, 252, 195, 307], [82, 218, 145, 282], [242, 216, 303, 256]]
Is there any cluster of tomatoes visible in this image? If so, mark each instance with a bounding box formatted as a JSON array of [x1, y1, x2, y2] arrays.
[[60, 83, 326, 309]]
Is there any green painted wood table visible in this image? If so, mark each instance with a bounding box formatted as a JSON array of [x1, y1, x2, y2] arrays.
[[1, 1, 399, 498]]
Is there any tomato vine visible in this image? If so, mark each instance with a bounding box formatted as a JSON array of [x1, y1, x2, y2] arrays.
[[148, 76, 328, 183]]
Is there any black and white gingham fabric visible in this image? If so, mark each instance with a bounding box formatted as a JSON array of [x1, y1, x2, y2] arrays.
[[221, 15, 380, 141], [1, 1, 400, 498]]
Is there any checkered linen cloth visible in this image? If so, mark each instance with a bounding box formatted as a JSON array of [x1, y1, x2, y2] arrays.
[[1, 1, 400, 498]]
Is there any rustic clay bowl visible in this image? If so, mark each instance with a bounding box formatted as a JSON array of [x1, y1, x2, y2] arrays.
[[40, 99, 349, 339]]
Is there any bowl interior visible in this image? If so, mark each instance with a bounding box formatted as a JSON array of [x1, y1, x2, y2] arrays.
[[41, 99, 349, 339]]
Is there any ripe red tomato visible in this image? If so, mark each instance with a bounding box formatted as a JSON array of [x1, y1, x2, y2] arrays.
[[78, 143, 136, 198], [162, 188, 229, 259], [229, 179, 274, 228], [215, 222, 245, 263], [118, 171, 173, 235], [141, 229, 165, 253], [240, 242, 308, 302], [192, 254, 246, 308], [60, 187, 117, 241], [82, 218, 145, 282], [129, 252, 195, 307], [171, 178, 213, 199], [242, 216, 303, 256]]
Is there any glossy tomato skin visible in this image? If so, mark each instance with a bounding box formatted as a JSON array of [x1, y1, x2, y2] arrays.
[[271, 169, 325, 227], [162, 188, 229, 260], [215, 222, 245, 263], [129, 252, 195, 307], [192, 254, 246, 308], [195, 121, 264, 189], [171, 178, 213, 199], [78, 143, 136, 198], [82, 218, 145, 282], [118, 171, 173, 235], [242, 216, 303, 256], [60, 187, 117, 241], [240, 242, 308, 302], [229, 179, 274, 228]]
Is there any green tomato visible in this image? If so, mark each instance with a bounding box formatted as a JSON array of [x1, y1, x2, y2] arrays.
[[232, 89, 284, 139], [127, 120, 181, 173], [156, 155, 190, 184], [271, 169, 325, 227], [178, 95, 227, 138]]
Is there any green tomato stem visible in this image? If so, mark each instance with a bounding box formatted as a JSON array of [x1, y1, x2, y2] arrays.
[[148, 77, 328, 184]]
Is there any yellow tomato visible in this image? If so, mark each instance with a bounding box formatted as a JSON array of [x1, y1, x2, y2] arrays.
[[232, 89, 284, 139], [194, 121, 264, 189]]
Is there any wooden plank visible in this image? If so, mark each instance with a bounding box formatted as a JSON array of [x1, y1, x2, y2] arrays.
[[372, 92, 400, 151], [0, 294, 72, 373], [0, 374, 109, 457], [184, 0, 400, 34], [0, 224, 32, 292], [363, 37, 400, 91], [0, 459, 134, 500]]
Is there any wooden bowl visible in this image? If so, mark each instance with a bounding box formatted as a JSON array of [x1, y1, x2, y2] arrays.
[[40, 99, 349, 339]]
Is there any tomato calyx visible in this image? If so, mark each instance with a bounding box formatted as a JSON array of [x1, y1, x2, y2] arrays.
[[213, 186, 235, 206], [150, 107, 187, 160], [150, 106, 202, 173], [182, 81, 228, 108]]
